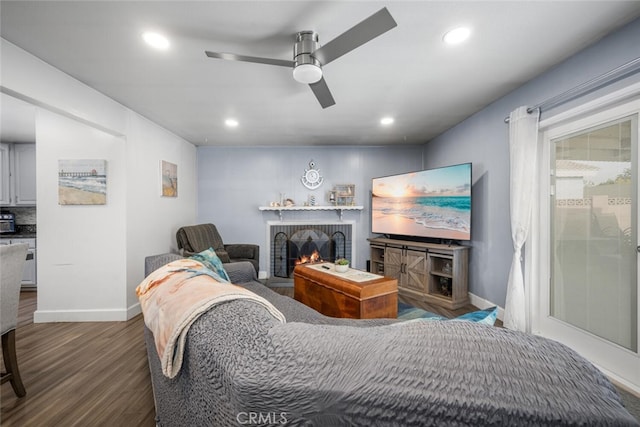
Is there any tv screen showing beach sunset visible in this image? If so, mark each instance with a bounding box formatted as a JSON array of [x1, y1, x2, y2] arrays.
[[371, 163, 471, 241]]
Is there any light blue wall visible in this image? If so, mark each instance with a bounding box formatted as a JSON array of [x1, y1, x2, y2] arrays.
[[197, 145, 424, 274], [424, 18, 640, 306]]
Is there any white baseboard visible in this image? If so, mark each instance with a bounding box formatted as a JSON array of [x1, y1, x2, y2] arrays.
[[33, 300, 142, 323], [127, 301, 142, 319], [468, 292, 504, 321], [595, 364, 640, 396], [34, 308, 130, 323]]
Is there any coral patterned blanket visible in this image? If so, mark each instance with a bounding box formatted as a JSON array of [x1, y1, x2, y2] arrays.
[[136, 258, 286, 378]]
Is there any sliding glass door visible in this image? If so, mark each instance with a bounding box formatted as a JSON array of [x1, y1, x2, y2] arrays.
[[537, 98, 639, 388], [551, 117, 637, 350]]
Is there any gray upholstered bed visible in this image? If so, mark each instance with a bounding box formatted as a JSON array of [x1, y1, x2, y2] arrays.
[[143, 254, 638, 426]]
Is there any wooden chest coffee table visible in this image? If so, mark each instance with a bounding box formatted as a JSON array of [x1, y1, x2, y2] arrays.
[[293, 263, 398, 319]]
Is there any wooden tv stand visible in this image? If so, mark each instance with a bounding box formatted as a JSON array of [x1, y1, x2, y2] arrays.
[[368, 237, 469, 310]]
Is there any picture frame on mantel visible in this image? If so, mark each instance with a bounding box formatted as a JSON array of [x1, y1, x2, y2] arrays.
[[160, 160, 178, 197]]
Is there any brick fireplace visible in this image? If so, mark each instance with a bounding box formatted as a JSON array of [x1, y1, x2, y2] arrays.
[[267, 221, 355, 278]]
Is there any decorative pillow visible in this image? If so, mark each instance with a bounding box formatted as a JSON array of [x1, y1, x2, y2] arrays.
[[226, 245, 255, 259], [215, 249, 231, 263], [190, 248, 231, 282]]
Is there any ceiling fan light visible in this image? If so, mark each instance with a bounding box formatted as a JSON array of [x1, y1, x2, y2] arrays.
[[293, 64, 323, 84], [443, 27, 471, 45], [142, 31, 170, 50]]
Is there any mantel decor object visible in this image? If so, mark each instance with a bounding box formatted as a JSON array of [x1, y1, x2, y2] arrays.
[[301, 160, 323, 190], [329, 184, 355, 206]]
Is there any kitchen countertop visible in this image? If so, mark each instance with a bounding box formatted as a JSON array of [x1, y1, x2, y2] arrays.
[[0, 233, 37, 239]]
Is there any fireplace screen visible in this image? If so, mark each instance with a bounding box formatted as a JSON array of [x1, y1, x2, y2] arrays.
[[271, 224, 351, 278]]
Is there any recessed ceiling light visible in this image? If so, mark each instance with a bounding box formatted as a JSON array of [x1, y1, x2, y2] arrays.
[[142, 31, 170, 50], [443, 27, 471, 45], [225, 118, 239, 128], [380, 117, 395, 126]]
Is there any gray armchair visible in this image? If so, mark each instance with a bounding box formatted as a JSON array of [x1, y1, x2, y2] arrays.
[[176, 223, 260, 273]]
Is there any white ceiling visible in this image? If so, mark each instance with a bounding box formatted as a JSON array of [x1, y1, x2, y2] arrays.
[[1, 94, 36, 143], [1, 1, 640, 146]]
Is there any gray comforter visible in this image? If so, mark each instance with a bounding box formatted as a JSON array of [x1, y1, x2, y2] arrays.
[[144, 257, 638, 426]]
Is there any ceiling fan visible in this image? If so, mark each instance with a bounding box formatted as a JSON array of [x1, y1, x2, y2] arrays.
[[205, 7, 397, 108]]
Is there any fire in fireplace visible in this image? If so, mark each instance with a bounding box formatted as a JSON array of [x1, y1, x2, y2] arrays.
[[270, 223, 352, 278], [296, 249, 322, 265]]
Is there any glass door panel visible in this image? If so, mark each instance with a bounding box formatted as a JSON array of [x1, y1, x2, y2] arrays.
[[551, 116, 637, 351]]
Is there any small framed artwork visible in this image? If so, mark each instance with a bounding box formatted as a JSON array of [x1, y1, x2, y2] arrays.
[[58, 159, 107, 205], [160, 160, 178, 197]]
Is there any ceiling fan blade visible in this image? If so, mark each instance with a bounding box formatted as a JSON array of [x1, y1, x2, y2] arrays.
[[313, 7, 397, 66], [309, 77, 336, 109], [205, 51, 293, 68]]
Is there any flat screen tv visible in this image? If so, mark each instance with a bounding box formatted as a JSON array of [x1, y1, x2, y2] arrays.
[[371, 163, 471, 242]]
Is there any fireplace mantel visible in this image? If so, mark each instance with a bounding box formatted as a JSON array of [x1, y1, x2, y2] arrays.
[[259, 205, 363, 220]]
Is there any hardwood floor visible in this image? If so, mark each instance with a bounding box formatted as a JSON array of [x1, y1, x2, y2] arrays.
[[1, 291, 156, 427], [0, 286, 490, 426]]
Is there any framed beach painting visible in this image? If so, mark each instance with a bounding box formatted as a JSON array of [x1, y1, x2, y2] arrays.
[[160, 160, 178, 197], [58, 159, 107, 205]]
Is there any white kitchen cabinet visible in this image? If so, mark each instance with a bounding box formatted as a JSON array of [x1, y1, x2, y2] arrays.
[[13, 144, 36, 205], [0, 143, 10, 205], [0, 143, 36, 206]]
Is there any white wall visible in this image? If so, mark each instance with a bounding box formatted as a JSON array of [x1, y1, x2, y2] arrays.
[[1, 39, 197, 321], [125, 112, 197, 311], [36, 109, 128, 320]]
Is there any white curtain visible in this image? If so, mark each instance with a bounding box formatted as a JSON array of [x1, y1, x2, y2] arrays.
[[503, 106, 540, 332]]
